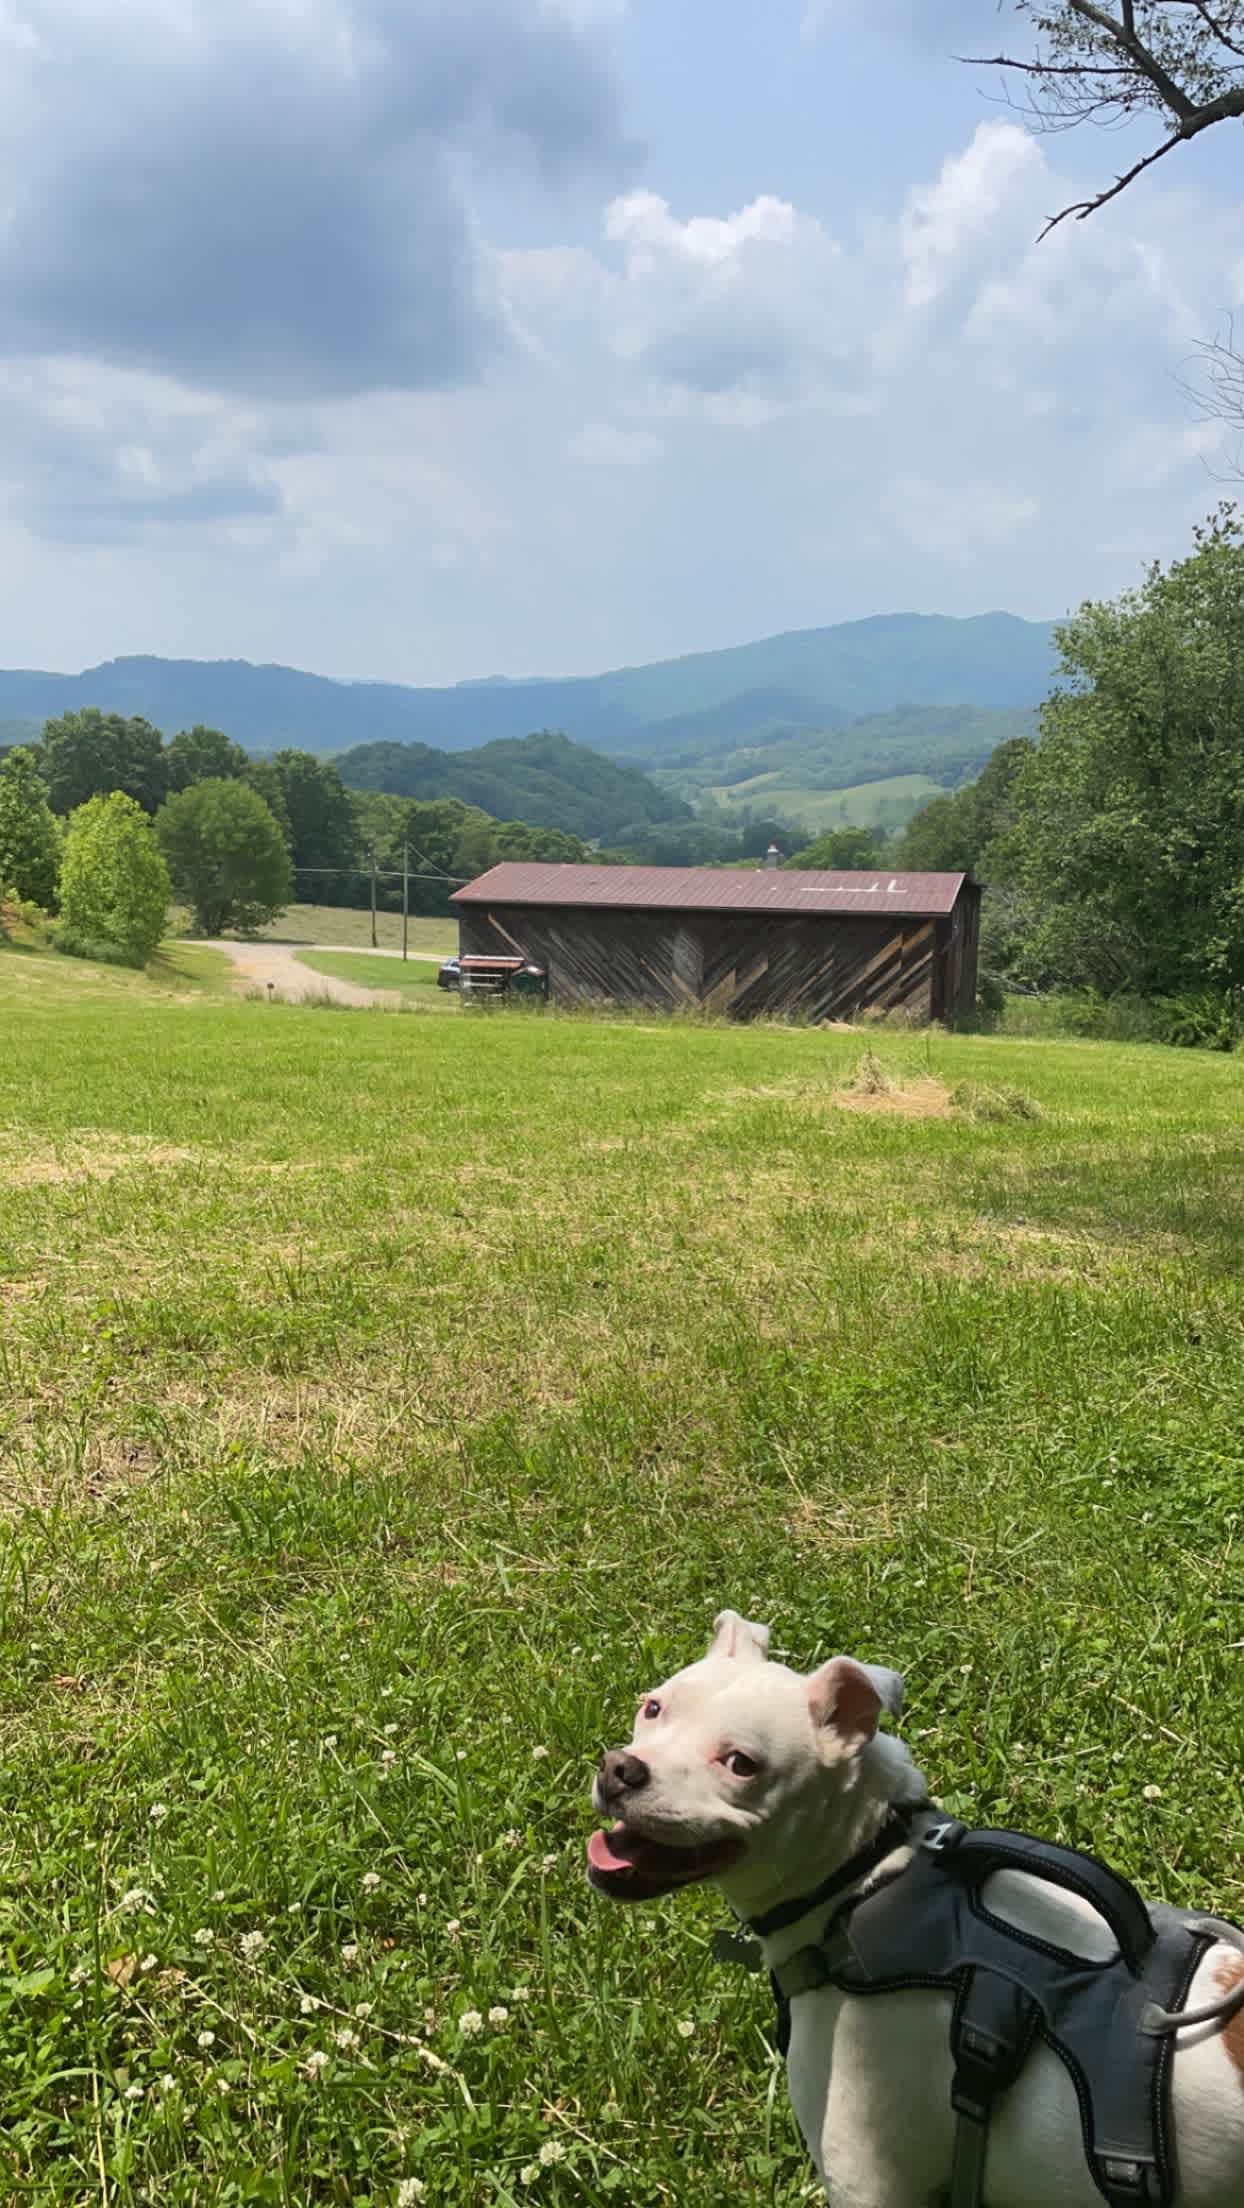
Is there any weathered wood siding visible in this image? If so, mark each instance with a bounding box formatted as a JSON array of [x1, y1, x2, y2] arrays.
[[459, 891, 980, 1025]]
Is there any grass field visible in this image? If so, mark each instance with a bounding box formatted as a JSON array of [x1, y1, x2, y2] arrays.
[[205, 906, 460, 959], [2, 944, 1243, 2204], [704, 773, 944, 833], [295, 951, 450, 1002]]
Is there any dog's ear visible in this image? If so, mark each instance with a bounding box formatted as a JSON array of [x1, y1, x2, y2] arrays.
[[708, 1610, 771, 1663], [806, 1656, 881, 1749], [861, 1664, 904, 1719]]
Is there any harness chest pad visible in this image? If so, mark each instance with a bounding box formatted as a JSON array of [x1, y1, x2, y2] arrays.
[[819, 1824, 1218, 2208]]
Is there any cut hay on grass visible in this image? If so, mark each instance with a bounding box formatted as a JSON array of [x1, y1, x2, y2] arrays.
[[0, 951, 1242, 2203]]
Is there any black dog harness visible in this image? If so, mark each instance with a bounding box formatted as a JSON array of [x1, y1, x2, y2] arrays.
[[721, 1817, 1244, 2208]]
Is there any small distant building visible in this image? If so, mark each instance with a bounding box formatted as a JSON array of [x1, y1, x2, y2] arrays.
[[451, 861, 980, 1026]]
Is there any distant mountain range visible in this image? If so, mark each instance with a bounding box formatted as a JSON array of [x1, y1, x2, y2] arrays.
[[0, 611, 1060, 836]]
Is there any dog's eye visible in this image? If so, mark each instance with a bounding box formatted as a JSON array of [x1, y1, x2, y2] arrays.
[[723, 1750, 758, 1779], [641, 1698, 662, 1720]]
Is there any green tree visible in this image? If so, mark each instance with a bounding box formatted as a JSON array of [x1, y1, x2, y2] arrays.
[[785, 826, 882, 870], [242, 759, 293, 850], [59, 793, 170, 963], [165, 725, 249, 792], [272, 750, 356, 879], [1001, 508, 1244, 994], [39, 709, 167, 815], [895, 739, 1035, 877], [157, 779, 293, 936], [0, 747, 61, 908]]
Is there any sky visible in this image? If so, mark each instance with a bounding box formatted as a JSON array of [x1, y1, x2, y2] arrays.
[[0, 0, 1241, 684]]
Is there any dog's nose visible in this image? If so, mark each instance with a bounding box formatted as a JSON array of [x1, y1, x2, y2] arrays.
[[598, 1748, 650, 1800]]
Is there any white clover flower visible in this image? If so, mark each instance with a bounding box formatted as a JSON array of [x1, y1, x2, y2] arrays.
[[455, 1749, 467, 1763], [677, 2019, 695, 2039], [541, 1854, 558, 1875], [445, 1920, 461, 1940], [193, 1929, 214, 1949], [124, 2082, 144, 2101], [511, 1986, 531, 2004], [300, 1994, 320, 2015], [531, 1746, 549, 1762], [397, 2181, 426, 2205], [120, 1888, 154, 1915], [211, 1889, 226, 1904], [341, 1942, 359, 1966], [149, 1803, 169, 1825], [380, 1750, 397, 1769], [361, 1871, 381, 1892], [140, 1954, 157, 1973], [69, 1962, 89, 1987], [159, 2074, 176, 2093], [215, 2077, 230, 2096], [383, 1723, 399, 1738], [354, 2001, 374, 2020], [503, 1828, 522, 1849], [520, 2168, 538, 2189], [488, 2005, 509, 2028], [304, 2050, 330, 2078], [459, 2009, 484, 2037], [417, 1892, 428, 1907], [322, 1734, 339, 1751], [538, 2139, 566, 2167], [196, 2030, 216, 2050], [334, 2026, 360, 2052], [380, 1684, 393, 1698], [240, 1930, 268, 1960], [1143, 1784, 1163, 1801]]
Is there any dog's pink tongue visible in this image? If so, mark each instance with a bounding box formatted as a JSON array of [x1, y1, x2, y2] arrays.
[[587, 1825, 642, 1873]]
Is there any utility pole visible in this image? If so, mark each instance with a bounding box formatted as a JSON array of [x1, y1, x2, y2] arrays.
[[401, 842, 409, 962], [368, 846, 377, 949]]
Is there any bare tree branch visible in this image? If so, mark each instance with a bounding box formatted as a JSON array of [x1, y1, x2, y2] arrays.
[[962, 4, 1244, 228]]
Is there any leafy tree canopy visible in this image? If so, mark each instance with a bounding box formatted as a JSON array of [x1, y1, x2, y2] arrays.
[[157, 778, 293, 937], [39, 709, 167, 816], [165, 725, 249, 793], [1000, 506, 1244, 993], [0, 746, 61, 909], [784, 826, 883, 871]]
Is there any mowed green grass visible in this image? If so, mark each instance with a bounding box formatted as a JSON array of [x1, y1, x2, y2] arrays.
[[296, 951, 452, 1003], [217, 905, 459, 959], [1, 949, 1243, 2205]]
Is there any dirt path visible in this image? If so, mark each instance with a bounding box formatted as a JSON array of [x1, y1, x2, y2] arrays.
[[204, 940, 402, 1007]]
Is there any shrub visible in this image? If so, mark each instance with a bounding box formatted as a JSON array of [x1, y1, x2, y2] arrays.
[[58, 792, 170, 965]]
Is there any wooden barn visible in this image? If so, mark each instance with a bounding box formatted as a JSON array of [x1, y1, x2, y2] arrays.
[[452, 859, 981, 1026]]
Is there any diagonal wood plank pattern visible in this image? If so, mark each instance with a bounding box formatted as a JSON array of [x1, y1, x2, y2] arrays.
[[459, 891, 980, 1025]]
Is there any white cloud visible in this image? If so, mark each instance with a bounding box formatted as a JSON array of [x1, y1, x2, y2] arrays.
[[567, 423, 662, 465], [901, 123, 1044, 310], [0, 100, 1239, 682]]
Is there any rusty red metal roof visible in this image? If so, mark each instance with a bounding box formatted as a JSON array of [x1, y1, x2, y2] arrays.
[[452, 861, 968, 918]]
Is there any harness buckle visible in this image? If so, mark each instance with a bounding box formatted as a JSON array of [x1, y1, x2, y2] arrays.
[[922, 1820, 965, 1856]]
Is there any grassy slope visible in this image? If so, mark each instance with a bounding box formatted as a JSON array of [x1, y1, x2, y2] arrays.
[[704, 771, 944, 831], [1, 969, 1242, 2204], [296, 951, 451, 1001], [176, 906, 461, 958]]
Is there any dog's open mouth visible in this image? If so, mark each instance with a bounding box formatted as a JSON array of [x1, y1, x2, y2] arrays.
[[586, 1822, 742, 1901]]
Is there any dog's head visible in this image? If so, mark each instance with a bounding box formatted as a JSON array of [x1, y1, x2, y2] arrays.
[[587, 1610, 905, 1910]]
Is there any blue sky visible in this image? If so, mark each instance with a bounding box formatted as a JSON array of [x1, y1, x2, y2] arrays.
[[0, 0, 1238, 684]]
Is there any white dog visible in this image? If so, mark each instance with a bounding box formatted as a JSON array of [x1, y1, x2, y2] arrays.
[[587, 1611, 1244, 2208]]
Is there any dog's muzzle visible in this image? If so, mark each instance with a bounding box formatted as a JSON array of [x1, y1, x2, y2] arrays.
[[596, 1748, 650, 1805]]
